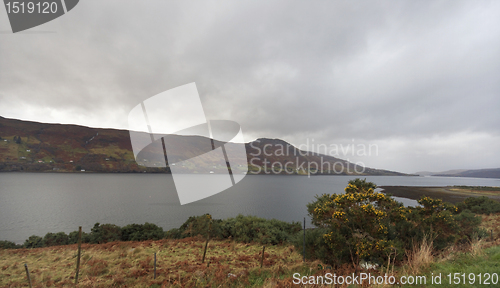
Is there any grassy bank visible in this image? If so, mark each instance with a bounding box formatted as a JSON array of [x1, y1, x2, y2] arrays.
[[404, 245, 500, 288]]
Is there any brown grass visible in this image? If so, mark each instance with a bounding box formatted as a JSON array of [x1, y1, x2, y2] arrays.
[[468, 237, 485, 258], [0, 238, 309, 288], [403, 236, 434, 275]]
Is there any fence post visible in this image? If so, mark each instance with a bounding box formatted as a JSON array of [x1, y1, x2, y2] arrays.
[[75, 226, 82, 285], [154, 252, 157, 279], [24, 263, 32, 288], [303, 217, 306, 262], [202, 236, 209, 263], [202, 219, 212, 264], [260, 246, 265, 268]]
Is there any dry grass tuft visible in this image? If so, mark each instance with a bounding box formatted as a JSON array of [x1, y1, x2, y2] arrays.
[[469, 237, 485, 258], [404, 236, 434, 275], [86, 258, 109, 276]]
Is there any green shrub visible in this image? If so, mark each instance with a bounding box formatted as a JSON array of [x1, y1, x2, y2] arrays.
[[164, 228, 182, 239], [453, 209, 485, 241], [306, 179, 482, 268], [173, 214, 222, 239], [457, 196, 500, 215], [307, 179, 408, 266], [43, 232, 69, 247], [292, 228, 337, 264], [0, 240, 22, 249], [89, 223, 122, 244], [68, 230, 91, 244], [121, 223, 164, 241], [24, 235, 44, 248], [220, 215, 301, 245], [166, 214, 301, 245], [413, 196, 461, 250]]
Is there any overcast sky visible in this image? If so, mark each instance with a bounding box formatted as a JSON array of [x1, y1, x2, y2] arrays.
[[1, 0, 499, 173]]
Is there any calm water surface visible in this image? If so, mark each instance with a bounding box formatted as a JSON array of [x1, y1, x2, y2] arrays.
[[1, 173, 499, 243]]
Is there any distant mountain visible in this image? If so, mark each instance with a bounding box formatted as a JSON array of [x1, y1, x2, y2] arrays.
[[0, 116, 407, 176], [415, 169, 468, 177], [432, 168, 500, 179], [415, 168, 500, 179]]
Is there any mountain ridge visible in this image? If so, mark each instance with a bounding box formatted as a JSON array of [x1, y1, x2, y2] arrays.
[[0, 116, 407, 176], [415, 168, 500, 179]]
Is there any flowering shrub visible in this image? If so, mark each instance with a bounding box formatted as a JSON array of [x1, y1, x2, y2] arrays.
[[306, 179, 482, 268], [307, 179, 405, 267]]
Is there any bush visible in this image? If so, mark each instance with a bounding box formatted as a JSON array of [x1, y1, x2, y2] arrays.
[[68, 230, 91, 244], [457, 196, 500, 215], [0, 240, 22, 249], [43, 232, 69, 247], [173, 214, 221, 239], [121, 223, 164, 241], [166, 214, 301, 245], [453, 209, 485, 241], [412, 196, 461, 250], [305, 178, 481, 268], [164, 228, 182, 239], [89, 223, 122, 244], [220, 215, 301, 245], [307, 179, 408, 266], [292, 228, 337, 265], [24, 235, 44, 248]]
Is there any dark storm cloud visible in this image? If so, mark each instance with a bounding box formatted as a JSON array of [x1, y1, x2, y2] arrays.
[[0, 0, 499, 172]]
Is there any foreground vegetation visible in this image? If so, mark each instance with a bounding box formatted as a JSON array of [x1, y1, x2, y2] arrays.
[[0, 237, 313, 287], [2, 228, 500, 287]]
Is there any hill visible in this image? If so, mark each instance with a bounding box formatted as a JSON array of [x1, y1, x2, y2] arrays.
[[415, 169, 468, 177], [0, 116, 406, 175], [417, 168, 500, 179], [433, 168, 500, 179]]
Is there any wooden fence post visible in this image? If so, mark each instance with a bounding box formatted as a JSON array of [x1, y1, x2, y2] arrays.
[[303, 217, 306, 262], [202, 220, 212, 264], [260, 246, 265, 268], [202, 235, 209, 263], [154, 252, 157, 279], [24, 263, 32, 288], [75, 226, 82, 285]]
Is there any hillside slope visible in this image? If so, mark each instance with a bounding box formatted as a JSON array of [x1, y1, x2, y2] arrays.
[[0, 116, 405, 175]]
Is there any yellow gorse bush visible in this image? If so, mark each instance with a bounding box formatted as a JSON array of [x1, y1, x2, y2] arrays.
[[306, 178, 475, 268], [308, 179, 410, 265]]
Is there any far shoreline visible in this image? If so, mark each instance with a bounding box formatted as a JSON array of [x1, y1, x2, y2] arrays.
[[379, 185, 500, 204]]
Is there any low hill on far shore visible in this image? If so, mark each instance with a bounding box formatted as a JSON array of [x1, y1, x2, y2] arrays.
[[416, 168, 500, 179]]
